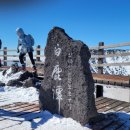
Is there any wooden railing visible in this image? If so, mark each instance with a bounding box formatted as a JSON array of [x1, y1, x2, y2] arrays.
[[89, 42, 130, 75], [0, 42, 130, 74], [0, 42, 130, 86], [89, 42, 130, 86], [90, 42, 130, 50], [0, 45, 44, 66]]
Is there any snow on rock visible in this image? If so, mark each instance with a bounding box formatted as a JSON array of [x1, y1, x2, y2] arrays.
[[0, 68, 23, 84], [0, 68, 38, 87], [0, 86, 39, 106]]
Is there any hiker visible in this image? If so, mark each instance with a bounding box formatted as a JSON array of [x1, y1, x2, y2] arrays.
[[16, 28, 36, 71]]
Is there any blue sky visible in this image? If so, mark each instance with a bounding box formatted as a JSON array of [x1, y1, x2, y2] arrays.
[[0, 0, 130, 49]]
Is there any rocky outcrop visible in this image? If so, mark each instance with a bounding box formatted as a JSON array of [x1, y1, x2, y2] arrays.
[[7, 80, 23, 87], [0, 68, 41, 88], [22, 77, 40, 88], [0, 81, 5, 87], [19, 71, 34, 81]]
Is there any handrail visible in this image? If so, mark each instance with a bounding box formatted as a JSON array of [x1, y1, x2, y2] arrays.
[[89, 42, 130, 50], [0, 42, 130, 68], [91, 52, 130, 58], [0, 55, 44, 57], [91, 62, 130, 67]]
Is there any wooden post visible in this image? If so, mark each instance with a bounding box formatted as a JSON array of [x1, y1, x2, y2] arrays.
[[98, 42, 104, 74], [3, 47, 7, 66], [36, 45, 41, 62]]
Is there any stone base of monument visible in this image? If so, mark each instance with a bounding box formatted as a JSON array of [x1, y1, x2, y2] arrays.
[[39, 27, 98, 125]]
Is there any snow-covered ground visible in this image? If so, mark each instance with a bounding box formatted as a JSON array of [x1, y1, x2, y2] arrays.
[[0, 68, 38, 106], [0, 86, 38, 106], [0, 110, 92, 130]]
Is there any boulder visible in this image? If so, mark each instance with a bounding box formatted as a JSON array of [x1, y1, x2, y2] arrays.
[[39, 27, 98, 125], [18, 71, 34, 81], [7, 80, 23, 87], [22, 77, 40, 88], [0, 81, 5, 87]]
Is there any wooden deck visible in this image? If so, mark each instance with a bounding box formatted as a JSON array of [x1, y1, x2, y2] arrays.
[[0, 97, 130, 130], [93, 74, 130, 87]]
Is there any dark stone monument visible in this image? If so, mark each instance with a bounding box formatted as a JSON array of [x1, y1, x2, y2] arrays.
[[39, 27, 98, 125]]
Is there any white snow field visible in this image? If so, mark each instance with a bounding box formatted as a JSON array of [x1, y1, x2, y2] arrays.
[[0, 86, 39, 106]]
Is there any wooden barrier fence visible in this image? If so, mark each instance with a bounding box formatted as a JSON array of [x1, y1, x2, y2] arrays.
[[0, 45, 44, 66], [90, 42, 130, 74], [0, 42, 130, 75], [89, 42, 130, 87]]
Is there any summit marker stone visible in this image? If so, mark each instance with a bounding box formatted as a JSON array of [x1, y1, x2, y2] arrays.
[[39, 27, 98, 125]]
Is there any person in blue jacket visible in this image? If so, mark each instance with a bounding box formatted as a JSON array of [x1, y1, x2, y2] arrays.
[[16, 28, 36, 71]]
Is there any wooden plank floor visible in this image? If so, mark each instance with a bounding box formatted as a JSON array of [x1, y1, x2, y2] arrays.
[[91, 97, 130, 130], [0, 97, 130, 130]]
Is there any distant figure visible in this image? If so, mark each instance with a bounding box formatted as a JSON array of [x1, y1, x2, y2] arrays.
[[0, 39, 2, 49], [16, 28, 36, 71]]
